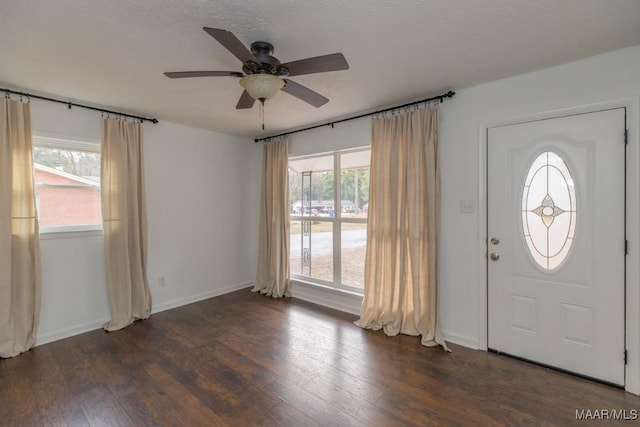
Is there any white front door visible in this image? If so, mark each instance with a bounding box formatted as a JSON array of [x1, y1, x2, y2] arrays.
[[487, 108, 626, 385]]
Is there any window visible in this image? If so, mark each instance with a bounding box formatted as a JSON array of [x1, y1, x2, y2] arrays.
[[521, 151, 577, 270], [289, 148, 370, 291], [32, 135, 102, 233]]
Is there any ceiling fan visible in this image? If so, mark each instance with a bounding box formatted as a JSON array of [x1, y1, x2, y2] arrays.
[[164, 27, 349, 110]]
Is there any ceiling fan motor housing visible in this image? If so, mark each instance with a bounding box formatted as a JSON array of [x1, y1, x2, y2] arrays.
[[242, 41, 290, 76]]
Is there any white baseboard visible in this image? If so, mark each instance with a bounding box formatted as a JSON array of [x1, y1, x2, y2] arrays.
[[152, 281, 253, 314], [441, 329, 480, 350], [37, 317, 109, 346], [35, 280, 482, 356], [35, 281, 253, 347], [290, 282, 484, 354], [291, 280, 363, 315]]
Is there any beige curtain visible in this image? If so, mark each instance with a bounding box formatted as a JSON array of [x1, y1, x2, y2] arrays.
[[101, 118, 151, 331], [252, 137, 291, 298], [355, 106, 448, 350], [0, 99, 41, 358]]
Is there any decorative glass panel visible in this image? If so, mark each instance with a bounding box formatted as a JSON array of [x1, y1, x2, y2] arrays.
[[522, 151, 577, 270]]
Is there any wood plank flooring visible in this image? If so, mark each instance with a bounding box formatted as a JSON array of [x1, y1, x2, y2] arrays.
[[2, 288, 639, 426]]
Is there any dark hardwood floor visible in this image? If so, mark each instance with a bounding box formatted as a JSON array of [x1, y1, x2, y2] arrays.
[[1, 288, 639, 426]]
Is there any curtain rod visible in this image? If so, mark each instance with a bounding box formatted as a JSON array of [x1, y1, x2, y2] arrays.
[[2, 87, 159, 124], [254, 90, 455, 143]]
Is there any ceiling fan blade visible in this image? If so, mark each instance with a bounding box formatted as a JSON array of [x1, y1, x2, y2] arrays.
[[282, 79, 329, 107], [164, 71, 243, 78], [203, 27, 260, 65], [281, 53, 349, 77], [236, 90, 256, 109]]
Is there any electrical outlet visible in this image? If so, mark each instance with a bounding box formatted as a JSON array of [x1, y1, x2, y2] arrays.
[[460, 199, 477, 214]]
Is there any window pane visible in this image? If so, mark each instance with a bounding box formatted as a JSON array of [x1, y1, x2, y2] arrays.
[[309, 221, 333, 281], [340, 150, 370, 218], [289, 154, 335, 281], [341, 222, 367, 288], [289, 155, 334, 217], [289, 167, 302, 215], [33, 146, 101, 228], [289, 219, 333, 282]]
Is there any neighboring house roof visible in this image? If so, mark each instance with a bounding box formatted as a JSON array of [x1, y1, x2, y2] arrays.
[[34, 163, 100, 187]]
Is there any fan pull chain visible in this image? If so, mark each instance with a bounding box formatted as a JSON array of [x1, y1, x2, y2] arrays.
[[260, 99, 265, 130]]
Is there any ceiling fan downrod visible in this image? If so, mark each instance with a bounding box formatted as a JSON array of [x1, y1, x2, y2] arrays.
[[259, 98, 266, 130]]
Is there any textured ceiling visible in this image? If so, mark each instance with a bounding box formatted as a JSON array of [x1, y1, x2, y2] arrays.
[[1, 0, 639, 138]]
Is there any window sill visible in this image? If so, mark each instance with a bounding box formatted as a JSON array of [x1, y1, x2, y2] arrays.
[[39, 228, 103, 240], [291, 277, 363, 296], [291, 277, 363, 315]]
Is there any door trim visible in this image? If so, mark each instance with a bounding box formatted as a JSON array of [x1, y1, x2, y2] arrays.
[[477, 98, 640, 394]]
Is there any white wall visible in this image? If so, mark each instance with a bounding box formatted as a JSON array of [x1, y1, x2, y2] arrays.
[[31, 101, 261, 345], [288, 117, 371, 157], [144, 121, 261, 312]]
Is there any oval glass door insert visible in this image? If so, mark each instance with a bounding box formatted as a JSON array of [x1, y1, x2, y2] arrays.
[[522, 151, 577, 270]]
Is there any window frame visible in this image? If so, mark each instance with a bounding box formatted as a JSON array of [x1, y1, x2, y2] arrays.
[[289, 146, 370, 294], [32, 133, 102, 235]]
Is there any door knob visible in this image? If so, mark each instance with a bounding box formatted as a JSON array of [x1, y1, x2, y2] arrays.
[[490, 252, 500, 261]]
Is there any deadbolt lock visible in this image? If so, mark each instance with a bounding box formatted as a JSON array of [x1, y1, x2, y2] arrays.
[[490, 237, 500, 245]]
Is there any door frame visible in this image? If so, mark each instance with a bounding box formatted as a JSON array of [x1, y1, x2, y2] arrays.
[[477, 98, 640, 394]]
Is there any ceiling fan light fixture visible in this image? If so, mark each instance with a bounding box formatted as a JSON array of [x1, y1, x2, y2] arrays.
[[240, 74, 284, 101]]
